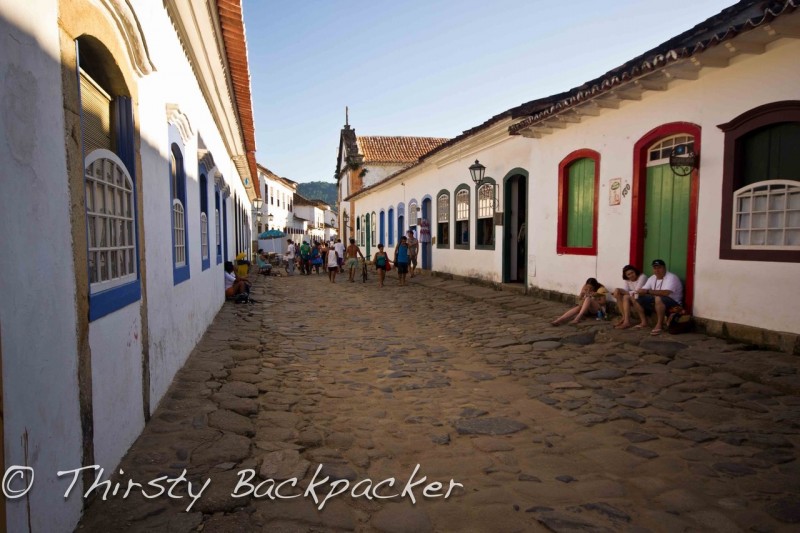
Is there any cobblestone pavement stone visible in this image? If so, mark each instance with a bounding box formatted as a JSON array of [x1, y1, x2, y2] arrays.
[[77, 270, 800, 532]]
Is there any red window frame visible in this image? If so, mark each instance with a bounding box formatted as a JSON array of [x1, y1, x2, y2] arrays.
[[557, 149, 600, 255]]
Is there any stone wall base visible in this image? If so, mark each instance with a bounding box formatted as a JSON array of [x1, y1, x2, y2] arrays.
[[430, 271, 800, 355]]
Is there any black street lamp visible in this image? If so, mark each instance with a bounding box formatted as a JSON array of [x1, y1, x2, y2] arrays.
[[469, 159, 486, 186]]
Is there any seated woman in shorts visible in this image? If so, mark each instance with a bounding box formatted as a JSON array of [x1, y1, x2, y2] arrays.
[[551, 277, 608, 326], [612, 264, 647, 329]]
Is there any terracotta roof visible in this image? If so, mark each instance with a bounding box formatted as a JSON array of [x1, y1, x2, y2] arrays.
[[257, 164, 280, 181], [216, 0, 259, 197], [510, 0, 800, 134], [293, 193, 314, 206], [357, 136, 449, 164]]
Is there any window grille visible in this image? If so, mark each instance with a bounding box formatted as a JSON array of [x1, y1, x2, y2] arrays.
[[734, 180, 799, 249], [85, 151, 137, 291], [456, 190, 469, 220], [201, 212, 209, 260], [437, 194, 449, 222], [648, 135, 694, 165], [478, 184, 493, 218], [173, 199, 186, 266]]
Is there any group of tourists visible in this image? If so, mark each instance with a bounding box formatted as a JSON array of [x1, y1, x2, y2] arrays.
[[551, 258, 684, 336], [326, 229, 420, 287]]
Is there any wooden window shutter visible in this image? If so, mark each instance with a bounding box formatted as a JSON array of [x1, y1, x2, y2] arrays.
[[567, 158, 595, 248], [79, 69, 112, 155]]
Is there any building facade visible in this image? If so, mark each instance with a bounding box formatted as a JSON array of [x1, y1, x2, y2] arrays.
[[345, 0, 800, 350], [0, 0, 259, 530]]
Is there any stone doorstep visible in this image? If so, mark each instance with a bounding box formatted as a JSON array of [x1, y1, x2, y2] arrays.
[[426, 271, 799, 355]]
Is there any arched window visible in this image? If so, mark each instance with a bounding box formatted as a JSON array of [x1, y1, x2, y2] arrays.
[[371, 211, 377, 247], [437, 190, 450, 249], [85, 150, 137, 292], [408, 201, 419, 234], [476, 179, 496, 249], [199, 171, 210, 270], [356, 215, 361, 245], [77, 36, 140, 321], [215, 184, 222, 264], [454, 185, 470, 249], [170, 142, 190, 284], [388, 207, 395, 246], [361, 215, 366, 246]]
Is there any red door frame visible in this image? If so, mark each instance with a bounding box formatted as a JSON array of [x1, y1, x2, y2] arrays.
[[630, 122, 701, 312]]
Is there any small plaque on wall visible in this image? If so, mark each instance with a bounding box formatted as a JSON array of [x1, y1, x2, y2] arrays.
[[494, 212, 504, 225], [609, 178, 622, 206]]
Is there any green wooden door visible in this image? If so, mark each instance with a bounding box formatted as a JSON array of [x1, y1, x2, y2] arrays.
[[644, 164, 690, 282], [567, 158, 595, 248]]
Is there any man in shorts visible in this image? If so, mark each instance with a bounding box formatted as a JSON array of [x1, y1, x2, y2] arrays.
[[406, 229, 419, 278], [632, 258, 683, 336], [345, 238, 364, 283]]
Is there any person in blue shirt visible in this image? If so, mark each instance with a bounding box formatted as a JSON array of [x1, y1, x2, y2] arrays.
[[394, 236, 410, 287]]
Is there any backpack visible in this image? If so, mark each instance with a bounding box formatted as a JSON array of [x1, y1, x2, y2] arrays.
[[667, 305, 693, 334]]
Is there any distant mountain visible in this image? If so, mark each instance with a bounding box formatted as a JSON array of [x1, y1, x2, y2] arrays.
[[297, 181, 337, 210]]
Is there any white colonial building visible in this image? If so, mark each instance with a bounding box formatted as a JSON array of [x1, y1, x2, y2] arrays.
[[343, 0, 800, 352], [0, 0, 260, 530]]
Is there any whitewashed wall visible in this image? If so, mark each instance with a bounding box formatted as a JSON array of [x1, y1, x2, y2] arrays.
[[363, 163, 405, 187], [526, 38, 800, 334], [0, 1, 84, 531], [353, 38, 800, 335], [0, 1, 253, 531]]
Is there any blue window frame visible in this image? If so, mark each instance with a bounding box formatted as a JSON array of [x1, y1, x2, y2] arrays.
[[222, 194, 229, 260], [215, 185, 222, 264], [170, 142, 190, 284], [388, 207, 395, 246], [77, 38, 141, 321], [379, 211, 385, 246], [199, 167, 210, 271]]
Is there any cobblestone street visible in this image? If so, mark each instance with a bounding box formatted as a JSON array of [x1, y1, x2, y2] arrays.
[[78, 270, 800, 532]]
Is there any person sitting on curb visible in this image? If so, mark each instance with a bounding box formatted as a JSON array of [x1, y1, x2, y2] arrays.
[[224, 261, 251, 299], [612, 264, 647, 329], [551, 277, 608, 326], [631, 258, 683, 336]]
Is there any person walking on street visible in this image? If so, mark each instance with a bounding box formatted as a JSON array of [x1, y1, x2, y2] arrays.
[[407, 229, 419, 278], [334, 238, 345, 273], [394, 236, 410, 287], [345, 238, 365, 283], [299, 240, 311, 275], [374, 244, 390, 288], [285, 239, 296, 276], [326, 242, 340, 283]]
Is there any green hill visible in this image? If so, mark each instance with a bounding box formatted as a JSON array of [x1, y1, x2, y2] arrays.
[[297, 181, 337, 210]]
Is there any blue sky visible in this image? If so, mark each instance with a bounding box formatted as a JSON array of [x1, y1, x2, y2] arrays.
[[243, 0, 735, 183]]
